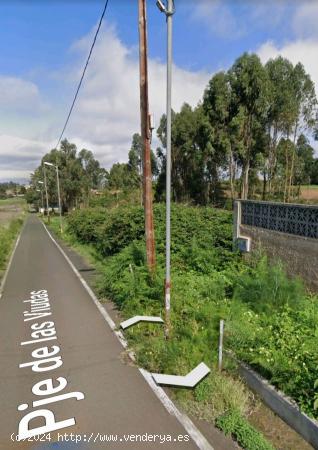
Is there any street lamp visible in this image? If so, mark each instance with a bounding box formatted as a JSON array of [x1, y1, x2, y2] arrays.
[[37, 180, 44, 214], [44, 162, 63, 233], [42, 165, 50, 224], [157, 0, 175, 338], [36, 189, 43, 212]]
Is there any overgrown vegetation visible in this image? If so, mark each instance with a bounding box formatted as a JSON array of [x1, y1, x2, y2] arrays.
[[155, 54, 317, 204], [216, 409, 275, 450], [0, 182, 26, 199], [49, 200, 317, 450], [28, 52, 318, 212], [0, 218, 23, 271]]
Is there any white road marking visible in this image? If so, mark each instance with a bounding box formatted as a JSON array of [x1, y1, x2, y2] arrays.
[[140, 369, 214, 450], [41, 221, 215, 450], [152, 363, 210, 388], [18, 290, 85, 440], [120, 315, 164, 330], [0, 231, 22, 300]]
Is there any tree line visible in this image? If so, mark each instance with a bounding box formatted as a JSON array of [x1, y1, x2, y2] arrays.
[[28, 52, 318, 210], [28, 140, 106, 211], [154, 53, 318, 204], [28, 134, 158, 211], [0, 182, 26, 199], [102, 52, 318, 206]]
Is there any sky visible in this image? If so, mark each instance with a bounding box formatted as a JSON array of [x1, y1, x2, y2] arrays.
[[0, 0, 318, 183]]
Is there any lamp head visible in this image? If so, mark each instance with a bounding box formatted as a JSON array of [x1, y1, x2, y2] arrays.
[[156, 0, 166, 13]]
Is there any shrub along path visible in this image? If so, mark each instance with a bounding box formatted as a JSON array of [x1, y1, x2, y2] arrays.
[[49, 219, 239, 450], [56, 202, 318, 449], [1, 215, 223, 449]]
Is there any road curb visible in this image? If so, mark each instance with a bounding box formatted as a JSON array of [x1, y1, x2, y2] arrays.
[[238, 360, 318, 449], [41, 221, 215, 450], [0, 220, 25, 300], [225, 351, 318, 449]]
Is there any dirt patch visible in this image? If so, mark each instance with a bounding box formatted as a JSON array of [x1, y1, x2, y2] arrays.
[[0, 201, 25, 227], [248, 402, 313, 450], [299, 187, 318, 202]]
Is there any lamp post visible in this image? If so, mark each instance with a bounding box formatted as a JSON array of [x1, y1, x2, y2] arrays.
[[44, 162, 63, 233], [156, 0, 175, 338], [37, 180, 44, 214], [43, 165, 50, 223]]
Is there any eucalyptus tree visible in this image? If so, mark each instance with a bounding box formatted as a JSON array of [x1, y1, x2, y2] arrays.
[[265, 57, 296, 197], [106, 163, 131, 190], [294, 134, 315, 189], [265, 58, 316, 201], [203, 72, 236, 200], [29, 139, 105, 211], [286, 63, 317, 201], [128, 133, 158, 184], [310, 159, 318, 185], [78, 148, 104, 206], [151, 53, 317, 204], [52, 140, 85, 210], [156, 104, 216, 204], [228, 53, 269, 199]]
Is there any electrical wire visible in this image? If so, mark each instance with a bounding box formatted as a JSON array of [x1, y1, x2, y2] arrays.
[[55, 0, 110, 150]]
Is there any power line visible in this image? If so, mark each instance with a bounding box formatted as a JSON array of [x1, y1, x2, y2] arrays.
[[55, 0, 110, 150]]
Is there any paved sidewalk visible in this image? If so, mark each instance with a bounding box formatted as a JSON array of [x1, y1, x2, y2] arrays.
[[0, 216, 237, 450]]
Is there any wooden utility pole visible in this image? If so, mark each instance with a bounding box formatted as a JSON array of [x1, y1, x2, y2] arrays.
[[138, 0, 156, 272]]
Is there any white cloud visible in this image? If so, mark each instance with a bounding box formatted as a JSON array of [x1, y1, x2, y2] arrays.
[[0, 23, 210, 181], [192, 0, 246, 39], [257, 36, 318, 153], [191, 0, 288, 39], [292, 1, 318, 39], [64, 23, 210, 167], [0, 76, 47, 113], [257, 1, 318, 114], [0, 134, 46, 158], [0, 170, 31, 182], [258, 39, 318, 93], [0, 134, 53, 181]]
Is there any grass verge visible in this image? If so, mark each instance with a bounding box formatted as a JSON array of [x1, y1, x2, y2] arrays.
[[47, 212, 287, 450], [0, 217, 24, 276]]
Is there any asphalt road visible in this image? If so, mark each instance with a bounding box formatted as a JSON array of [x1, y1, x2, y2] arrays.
[[0, 216, 237, 450]]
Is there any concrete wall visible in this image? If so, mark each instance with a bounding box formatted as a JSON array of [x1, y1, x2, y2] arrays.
[[237, 360, 318, 449], [234, 201, 318, 291]]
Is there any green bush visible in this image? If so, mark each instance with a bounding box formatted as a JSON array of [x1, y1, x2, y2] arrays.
[[216, 409, 275, 450], [67, 203, 236, 267], [67, 208, 106, 244], [65, 203, 318, 419], [96, 207, 145, 257], [232, 256, 305, 313], [0, 218, 23, 270], [226, 300, 318, 417]]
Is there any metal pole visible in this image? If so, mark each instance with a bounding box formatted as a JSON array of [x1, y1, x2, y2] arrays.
[[164, 0, 174, 339], [43, 165, 50, 224], [56, 166, 63, 233], [138, 0, 156, 273], [218, 319, 224, 371], [41, 189, 44, 213]]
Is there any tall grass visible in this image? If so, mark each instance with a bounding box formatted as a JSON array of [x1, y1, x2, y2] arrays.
[[54, 201, 318, 447], [67, 203, 317, 418], [0, 218, 23, 271]]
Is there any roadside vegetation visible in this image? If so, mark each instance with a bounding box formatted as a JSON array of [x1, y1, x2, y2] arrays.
[[0, 198, 25, 274], [0, 219, 23, 270], [35, 50, 318, 450], [28, 53, 318, 212], [48, 199, 317, 450]]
